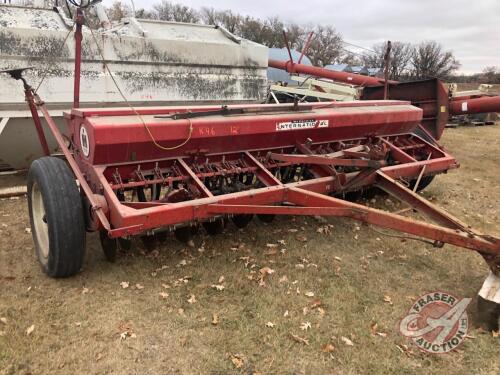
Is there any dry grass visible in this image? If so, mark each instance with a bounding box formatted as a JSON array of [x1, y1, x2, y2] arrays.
[[0, 125, 499, 375]]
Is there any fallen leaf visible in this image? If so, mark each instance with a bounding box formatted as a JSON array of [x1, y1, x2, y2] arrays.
[[218, 275, 225, 283], [211, 284, 225, 291], [82, 287, 89, 294], [317, 307, 326, 317], [341, 336, 354, 346], [24, 228, 31, 234], [135, 284, 145, 290], [264, 249, 278, 256], [296, 235, 308, 242], [283, 310, 289, 317], [120, 281, 129, 289], [279, 275, 289, 283], [95, 352, 104, 362], [258, 266, 275, 286], [383, 295, 393, 305], [26, 325, 35, 336], [334, 256, 342, 262], [300, 322, 312, 331], [290, 333, 309, 345], [259, 267, 275, 276], [178, 260, 187, 266], [231, 355, 245, 369], [305, 291, 315, 297], [159, 292, 169, 299], [188, 294, 197, 304], [266, 322, 275, 328], [396, 344, 413, 357], [317, 226, 331, 235], [310, 299, 322, 309], [0, 317, 7, 325], [211, 314, 219, 325], [322, 343, 336, 353], [266, 243, 278, 248]]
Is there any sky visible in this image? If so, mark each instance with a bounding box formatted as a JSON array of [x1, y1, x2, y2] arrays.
[[103, 0, 500, 74]]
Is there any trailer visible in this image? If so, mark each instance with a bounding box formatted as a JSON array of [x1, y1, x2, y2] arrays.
[[2, 5, 500, 332], [0, 2, 268, 170]]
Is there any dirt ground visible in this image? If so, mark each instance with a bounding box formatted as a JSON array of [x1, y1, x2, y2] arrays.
[[0, 125, 499, 375]]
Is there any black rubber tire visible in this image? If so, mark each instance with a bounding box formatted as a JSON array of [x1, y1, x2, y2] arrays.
[[477, 295, 500, 332], [27, 157, 86, 278]]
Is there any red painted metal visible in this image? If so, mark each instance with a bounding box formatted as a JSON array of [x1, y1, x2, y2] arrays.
[[298, 32, 314, 65], [73, 101, 421, 165], [11, 22, 500, 278], [34, 95, 111, 231], [25, 89, 50, 156], [268, 59, 393, 87], [449, 95, 500, 116], [363, 79, 450, 140], [73, 8, 83, 109], [269, 59, 500, 141]]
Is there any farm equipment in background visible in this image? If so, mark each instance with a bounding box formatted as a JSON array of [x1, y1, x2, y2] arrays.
[[269, 56, 500, 140], [0, 1, 268, 170], [2, 5, 500, 332], [448, 84, 499, 126]]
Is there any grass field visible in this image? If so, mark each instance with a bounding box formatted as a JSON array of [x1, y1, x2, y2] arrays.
[[0, 124, 499, 374]]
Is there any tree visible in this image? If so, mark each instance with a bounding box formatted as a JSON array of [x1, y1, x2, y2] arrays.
[[107, 1, 131, 22], [362, 41, 413, 80], [152, 0, 200, 23], [285, 23, 306, 52], [238, 16, 268, 45], [340, 51, 361, 66], [306, 25, 343, 67], [481, 66, 499, 83], [410, 41, 460, 80], [200, 8, 241, 33], [264, 17, 285, 48]]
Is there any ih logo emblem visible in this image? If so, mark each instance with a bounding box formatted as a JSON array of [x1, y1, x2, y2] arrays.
[[80, 125, 90, 157], [399, 292, 471, 353]]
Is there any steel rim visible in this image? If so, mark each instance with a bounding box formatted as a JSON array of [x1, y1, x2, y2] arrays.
[[31, 182, 49, 259]]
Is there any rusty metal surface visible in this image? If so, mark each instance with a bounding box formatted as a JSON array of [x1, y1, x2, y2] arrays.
[[362, 79, 450, 140]]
